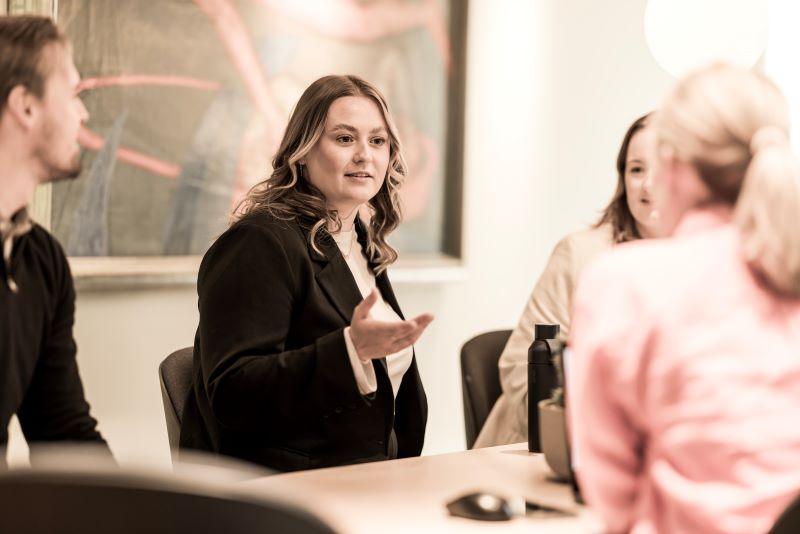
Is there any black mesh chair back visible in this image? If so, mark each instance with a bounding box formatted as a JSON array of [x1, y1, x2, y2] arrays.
[[159, 347, 194, 451], [460, 329, 512, 449]]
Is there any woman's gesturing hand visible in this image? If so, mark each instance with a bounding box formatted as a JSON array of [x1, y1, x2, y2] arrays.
[[349, 288, 434, 361]]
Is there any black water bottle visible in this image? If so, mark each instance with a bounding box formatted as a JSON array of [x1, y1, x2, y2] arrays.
[[528, 323, 560, 452]]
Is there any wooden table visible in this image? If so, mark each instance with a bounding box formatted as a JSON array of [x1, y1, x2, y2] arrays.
[[244, 443, 602, 533]]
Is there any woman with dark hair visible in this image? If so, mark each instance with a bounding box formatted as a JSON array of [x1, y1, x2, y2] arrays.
[[475, 113, 657, 448], [596, 113, 659, 242], [180, 74, 433, 471]]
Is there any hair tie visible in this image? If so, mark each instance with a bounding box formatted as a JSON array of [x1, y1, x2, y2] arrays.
[[750, 125, 788, 155]]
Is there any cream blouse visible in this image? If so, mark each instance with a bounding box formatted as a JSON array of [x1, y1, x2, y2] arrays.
[[332, 228, 412, 399]]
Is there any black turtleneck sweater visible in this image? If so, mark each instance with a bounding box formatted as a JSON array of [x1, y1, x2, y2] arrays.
[[0, 223, 106, 453]]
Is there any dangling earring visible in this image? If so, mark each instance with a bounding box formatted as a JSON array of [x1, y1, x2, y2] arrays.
[[297, 164, 304, 179]]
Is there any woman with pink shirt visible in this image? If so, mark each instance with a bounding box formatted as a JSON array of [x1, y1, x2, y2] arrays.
[[569, 63, 800, 534]]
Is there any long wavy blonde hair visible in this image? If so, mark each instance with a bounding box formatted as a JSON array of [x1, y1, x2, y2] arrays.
[[236, 74, 407, 275]]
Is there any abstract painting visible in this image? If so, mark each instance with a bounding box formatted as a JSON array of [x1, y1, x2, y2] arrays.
[[51, 0, 467, 268]]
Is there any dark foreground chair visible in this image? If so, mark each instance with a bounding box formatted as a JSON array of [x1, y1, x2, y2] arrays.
[[0, 449, 337, 534], [159, 347, 194, 451], [460, 329, 512, 449], [769, 493, 800, 534]]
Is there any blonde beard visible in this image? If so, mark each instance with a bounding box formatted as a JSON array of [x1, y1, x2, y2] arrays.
[[33, 137, 83, 183]]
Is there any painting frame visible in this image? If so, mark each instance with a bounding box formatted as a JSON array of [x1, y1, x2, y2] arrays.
[[26, 0, 468, 289]]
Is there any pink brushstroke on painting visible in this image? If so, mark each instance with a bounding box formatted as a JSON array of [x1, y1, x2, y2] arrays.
[[402, 125, 439, 219], [79, 75, 221, 92], [192, 0, 284, 122], [78, 127, 181, 178], [193, 0, 287, 210], [77, 75, 222, 178], [254, 0, 452, 73]]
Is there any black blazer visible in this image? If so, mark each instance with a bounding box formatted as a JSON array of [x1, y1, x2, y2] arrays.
[[179, 212, 427, 471]]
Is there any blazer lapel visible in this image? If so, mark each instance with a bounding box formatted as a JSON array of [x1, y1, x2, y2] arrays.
[[354, 220, 399, 377], [309, 228, 363, 324], [355, 219, 405, 320], [375, 271, 404, 320], [307, 218, 398, 378]]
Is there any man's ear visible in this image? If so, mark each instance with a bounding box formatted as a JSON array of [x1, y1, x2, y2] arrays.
[[4, 85, 38, 130]]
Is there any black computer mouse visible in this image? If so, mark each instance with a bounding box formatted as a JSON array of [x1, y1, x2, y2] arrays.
[[446, 491, 514, 521]]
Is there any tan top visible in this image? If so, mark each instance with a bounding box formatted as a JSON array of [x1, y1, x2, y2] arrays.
[[474, 223, 614, 448]]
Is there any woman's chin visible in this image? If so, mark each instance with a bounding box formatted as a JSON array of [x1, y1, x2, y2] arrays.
[[634, 212, 664, 238]]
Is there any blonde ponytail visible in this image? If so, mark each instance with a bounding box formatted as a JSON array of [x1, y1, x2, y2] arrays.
[[656, 63, 800, 297], [735, 130, 800, 296]]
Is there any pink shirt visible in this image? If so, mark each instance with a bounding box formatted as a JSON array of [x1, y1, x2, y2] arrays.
[[569, 207, 800, 534]]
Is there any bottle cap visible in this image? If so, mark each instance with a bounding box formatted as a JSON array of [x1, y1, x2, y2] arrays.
[[534, 324, 560, 340]]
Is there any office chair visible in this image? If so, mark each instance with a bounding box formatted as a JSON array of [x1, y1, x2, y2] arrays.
[[460, 329, 512, 449], [0, 451, 338, 534], [769, 494, 800, 534], [159, 347, 194, 451]]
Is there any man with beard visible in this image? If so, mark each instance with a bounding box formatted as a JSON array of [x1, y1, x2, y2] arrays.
[[0, 15, 108, 463]]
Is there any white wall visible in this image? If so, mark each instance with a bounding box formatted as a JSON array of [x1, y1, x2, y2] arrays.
[[405, 0, 671, 454], [765, 0, 800, 156], [8, 0, 673, 466]]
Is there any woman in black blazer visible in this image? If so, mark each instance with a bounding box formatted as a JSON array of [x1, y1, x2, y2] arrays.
[[180, 74, 433, 472]]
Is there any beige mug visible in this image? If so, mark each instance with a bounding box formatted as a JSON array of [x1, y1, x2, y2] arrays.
[[538, 399, 570, 481]]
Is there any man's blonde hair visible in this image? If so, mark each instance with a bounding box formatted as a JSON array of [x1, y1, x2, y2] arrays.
[[0, 16, 67, 115]]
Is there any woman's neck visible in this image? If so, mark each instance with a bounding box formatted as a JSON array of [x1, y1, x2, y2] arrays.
[[333, 205, 359, 233], [636, 220, 661, 239]]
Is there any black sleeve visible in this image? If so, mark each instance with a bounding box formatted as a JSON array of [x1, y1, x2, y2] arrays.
[[17, 238, 107, 447], [198, 222, 366, 431]]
